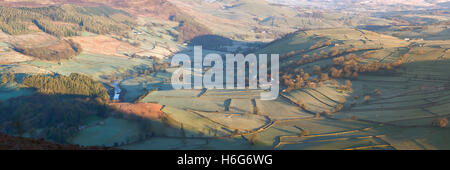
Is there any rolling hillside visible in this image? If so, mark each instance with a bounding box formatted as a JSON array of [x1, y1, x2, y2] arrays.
[[0, 0, 449, 150]]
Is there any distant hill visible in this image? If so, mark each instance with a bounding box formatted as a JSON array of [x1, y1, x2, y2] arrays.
[[166, 0, 394, 41], [267, 0, 450, 9]]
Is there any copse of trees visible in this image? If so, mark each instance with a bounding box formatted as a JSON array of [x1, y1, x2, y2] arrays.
[[22, 73, 110, 103]]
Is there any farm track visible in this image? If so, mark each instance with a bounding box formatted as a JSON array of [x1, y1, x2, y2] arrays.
[[279, 42, 331, 62], [299, 89, 336, 107], [331, 109, 450, 128], [187, 109, 275, 137], [281, 127, 374, 139], [344, 144, 392, 150], [273, 127, 376, 149], [204, 94, 260, 97], [376, 47, 409, 63], [368, 92, 449, 105], [405, 76, 450, 83], [273, 116, 317, 123], [279, 94, 316, 115], [384, 113, 450, 126], [274, 125, 397, 150], [350, 96, 450, 112], [279, 135, 389, 147], [309, 88, 341, 103], [235, 120, 276, 137], [377, 51, 394, 63], [361, 87, 450, 104], [151, 95, 206, 98]]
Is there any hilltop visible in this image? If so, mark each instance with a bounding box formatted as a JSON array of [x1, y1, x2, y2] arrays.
[[267, 0, 450, 10], [167, 0, 393, 41]]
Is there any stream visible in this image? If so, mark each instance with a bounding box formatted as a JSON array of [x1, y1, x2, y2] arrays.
[[111, 81, 121, 101]]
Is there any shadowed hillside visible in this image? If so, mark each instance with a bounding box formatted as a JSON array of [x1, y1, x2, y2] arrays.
[[0, 133, 114, 150]]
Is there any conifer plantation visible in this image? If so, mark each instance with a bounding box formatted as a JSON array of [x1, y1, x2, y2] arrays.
[[0, 5, 135, 37], [22, 73, 110, 102]]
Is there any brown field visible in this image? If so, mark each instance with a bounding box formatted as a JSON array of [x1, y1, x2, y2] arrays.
[[13, 39, 80, 61], [9, 32, 59, 48], [70, 35, 141, 57], [0, 51, 33, 64], [109, 102, 164, 120]]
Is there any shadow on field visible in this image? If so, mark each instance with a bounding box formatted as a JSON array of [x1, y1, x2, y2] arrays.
[[0, 91, 253, 149], [188, 34, 264, 53]]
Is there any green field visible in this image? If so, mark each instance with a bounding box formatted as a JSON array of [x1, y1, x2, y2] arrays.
[[70, 117, 141, 147], [28, 52, 153, 80]]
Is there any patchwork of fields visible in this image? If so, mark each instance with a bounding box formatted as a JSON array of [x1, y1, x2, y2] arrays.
[[0, 13, 449, 150], [114, 28, 450, 150]]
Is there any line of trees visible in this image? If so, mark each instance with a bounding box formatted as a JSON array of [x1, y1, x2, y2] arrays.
[[331, 49, 408, 77]]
